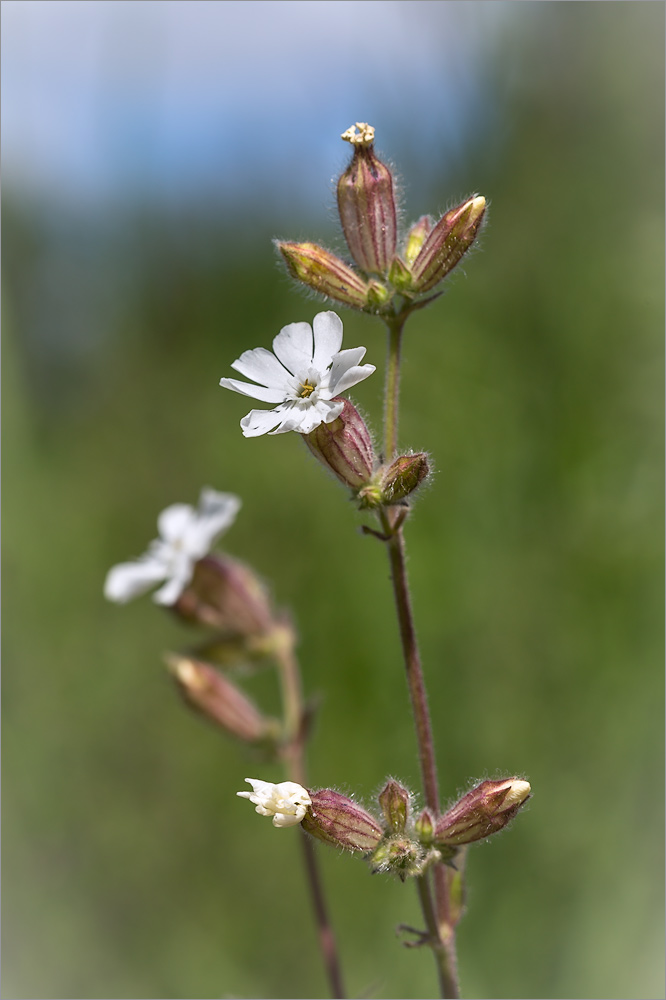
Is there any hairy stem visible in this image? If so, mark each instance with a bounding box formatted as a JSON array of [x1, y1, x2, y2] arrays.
[[380, 314, 460, 998], [275, 637, 346, 999], [417, 876, 461, 1000], [380, 510, 439, 813], [384, 314, 405, 459]]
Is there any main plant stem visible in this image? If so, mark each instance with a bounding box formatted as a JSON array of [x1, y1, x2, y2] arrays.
[[384, 315, 404, 461], [276, 635, 346, 1000], [382, 312, 460, 999]]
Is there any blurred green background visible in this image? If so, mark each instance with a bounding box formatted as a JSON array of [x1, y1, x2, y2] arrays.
[[3, 3, 664, 998]]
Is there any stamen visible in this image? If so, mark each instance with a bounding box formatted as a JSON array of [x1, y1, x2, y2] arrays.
[[341, 122, 375, 147], [299, 380, 316, 398]]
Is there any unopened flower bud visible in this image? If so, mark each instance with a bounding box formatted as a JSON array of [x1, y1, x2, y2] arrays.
[[301, 789, 383, 853], [356, 482, 383, 510], [378, 779, 411, 834], [414, 807, 435, 845], [366, 279, 392, 309], [168, 655, 278, 743], [304, 398, 375, 490], [410, 195, 486, 293], [276, 241, 374, 309], [379, 452, 430, 505], [387, 255, 413, 293], [404, 215, 434, 266], [174, 554, 275, 638], [338, 123, 398, 276], [369, 835, 434, 881], [434, 778, 531, 848], [237, 778, 312, 828]]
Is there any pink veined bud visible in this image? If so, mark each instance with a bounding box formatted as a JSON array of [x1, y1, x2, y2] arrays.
[[174, 554, 275, 638], [337, 122, 398, 277], [303, 397, 376, 490], [410, 195, 486, 293], [301, 789, 384, 852], [276, 241, 377, 309], [434, 778, 531, 848], [167, 654, 278, 743]]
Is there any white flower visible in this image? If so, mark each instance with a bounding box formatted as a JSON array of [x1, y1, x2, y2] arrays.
[[220, 311, 375, 437], [104, 488, 241, 605], [237, 778, 312, 828]]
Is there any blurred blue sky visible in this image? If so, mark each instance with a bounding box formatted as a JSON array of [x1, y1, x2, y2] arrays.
[[3, 0, 513, 213]]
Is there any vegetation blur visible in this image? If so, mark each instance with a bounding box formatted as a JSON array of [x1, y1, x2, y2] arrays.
[[3, 3, 664, 999]]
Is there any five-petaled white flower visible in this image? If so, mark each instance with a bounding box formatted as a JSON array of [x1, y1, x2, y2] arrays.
[[104, 488, 241, 605], [220, 311, 375, 437], [237, 778, 312, 828]]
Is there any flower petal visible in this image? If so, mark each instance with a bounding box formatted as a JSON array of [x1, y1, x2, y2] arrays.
[[321, 399, 345, 423], [327, 348, 376, 395], [272, 321, 314, 375], [220, 377, 287, 403], [329, 362, 376, 395], [104, 556, 167, 603], [184, 490, 241, 557], [272, 811, 305, 828], [240, 406, 289, 437], [262, 398, 342, 435], [198, 488, 242, 522], [237, 778, 311, 827], [158, 503, 195, 544], [266, 406, 307, 435], [230, 347, 291, 388], [153, 559, 192, 605], [241, 778, 272, 797], [312, 311, 343, 371]]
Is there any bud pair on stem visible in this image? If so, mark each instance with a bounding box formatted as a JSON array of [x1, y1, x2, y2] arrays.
[[303, 396, 430, 508]]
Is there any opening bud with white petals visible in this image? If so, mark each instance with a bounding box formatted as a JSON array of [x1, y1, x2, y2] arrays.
[[434, 778, 531, 848], [237, 778, 312, 829], [409, 195, 487, 294]]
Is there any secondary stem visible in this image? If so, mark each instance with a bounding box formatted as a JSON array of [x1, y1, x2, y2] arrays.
[[298, 830, 346, 1000], [275, 636, 346, 1000]]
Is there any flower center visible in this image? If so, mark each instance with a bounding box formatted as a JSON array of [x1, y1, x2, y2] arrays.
[[299, 380, 316, 399]]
